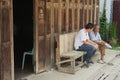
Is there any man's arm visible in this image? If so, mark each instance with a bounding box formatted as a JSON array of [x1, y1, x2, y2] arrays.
[[83, 39, 98, 49]]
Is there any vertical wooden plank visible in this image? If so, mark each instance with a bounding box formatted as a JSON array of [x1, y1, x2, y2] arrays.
[[50, 0, 54, 68], [96, 7, 99, 24], [46, 36, 51, 68], [34, 0, 39, 73], [86, 0, 89, 24], [74, 8, 78, 31], [96, 0, 99, 24], [91, 0, 94, 23], [72, 0, 75, 31], [90, 0, 92, 23], [10, 0, 14, 79], [46, 0, 51, 69], [77, 0, 80, 30], [66, 0, 69, 32], [0, 0, 14, 80], [34, 0, 49, 73], [61, 2, 66, 33], [93, 0, 97, 24], [38, 38, 45, 71], [84, 0, 87, 26], [69, 8, 72, 32], [0, 2, 2, 80], [54, 3, 58, 33], [79, 0, 83, 28], [58, 0, 62, 33], [38, 1, 45, 72], [84, 9, 87, 25], [82, 0, 85, 27]]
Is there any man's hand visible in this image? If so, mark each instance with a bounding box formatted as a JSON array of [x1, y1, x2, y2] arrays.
[[92, 43, 98, 50], [85, 40, 98, 50]]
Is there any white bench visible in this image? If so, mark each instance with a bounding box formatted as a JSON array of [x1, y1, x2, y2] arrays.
[[56, 32, 86, 74]]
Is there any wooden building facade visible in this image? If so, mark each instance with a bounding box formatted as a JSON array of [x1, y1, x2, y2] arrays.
[[0, 0, 99, 80]]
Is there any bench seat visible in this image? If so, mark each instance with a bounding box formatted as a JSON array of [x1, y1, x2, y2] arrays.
[[60, 51, 85, 59]]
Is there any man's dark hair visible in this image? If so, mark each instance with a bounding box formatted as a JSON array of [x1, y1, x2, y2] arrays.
[[85, 23, 94, 29]]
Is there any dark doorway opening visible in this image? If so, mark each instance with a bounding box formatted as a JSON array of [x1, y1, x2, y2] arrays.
[[13, 0, 34, 79]]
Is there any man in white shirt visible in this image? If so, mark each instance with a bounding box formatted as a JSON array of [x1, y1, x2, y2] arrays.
[[74, 23, 98, 68], [89, 24, 106, 64]]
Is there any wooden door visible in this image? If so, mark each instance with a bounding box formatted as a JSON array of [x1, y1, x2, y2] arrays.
[[0, 0, 14, 80], [34, 0, 51, 73]]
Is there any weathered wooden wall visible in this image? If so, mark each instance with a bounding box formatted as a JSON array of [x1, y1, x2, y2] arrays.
[[45, 0, 99, 65], [0, 0, 100, 79], [46, 0, 99, 33]]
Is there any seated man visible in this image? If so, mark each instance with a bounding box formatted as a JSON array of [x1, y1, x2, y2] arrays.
[[89, 24, 106, 64], [74, 23, 98, 68]]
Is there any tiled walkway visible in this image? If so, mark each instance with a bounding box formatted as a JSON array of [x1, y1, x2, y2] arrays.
[[20, 49, 120, 80]]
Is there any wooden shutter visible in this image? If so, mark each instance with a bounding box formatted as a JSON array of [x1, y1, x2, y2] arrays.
[[34, 0, 51, 73], [0, 0, 14, 80]]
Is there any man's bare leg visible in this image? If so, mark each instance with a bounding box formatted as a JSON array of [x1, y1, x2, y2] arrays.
[[99, 45, 105, 60]]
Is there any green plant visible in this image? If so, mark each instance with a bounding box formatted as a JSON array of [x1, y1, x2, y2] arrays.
[[108, 22, 117, 40], [99, 9, 108, 41], [108, 22, 118, 46]]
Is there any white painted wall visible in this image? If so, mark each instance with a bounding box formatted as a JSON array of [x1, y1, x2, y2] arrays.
[[99, 0, 113, 22], [99, 0, 105, 13]]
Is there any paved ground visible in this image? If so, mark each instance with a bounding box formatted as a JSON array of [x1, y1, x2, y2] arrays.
[[20, 49, 120, 80]]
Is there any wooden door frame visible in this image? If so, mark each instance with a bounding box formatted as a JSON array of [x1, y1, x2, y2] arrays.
[[33, 0, 38, 73], [10, 0, 14, 80], [0, 0, 14, 80]]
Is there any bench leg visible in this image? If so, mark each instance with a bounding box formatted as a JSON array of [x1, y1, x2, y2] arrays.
[[71, 59, 75, 74]]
